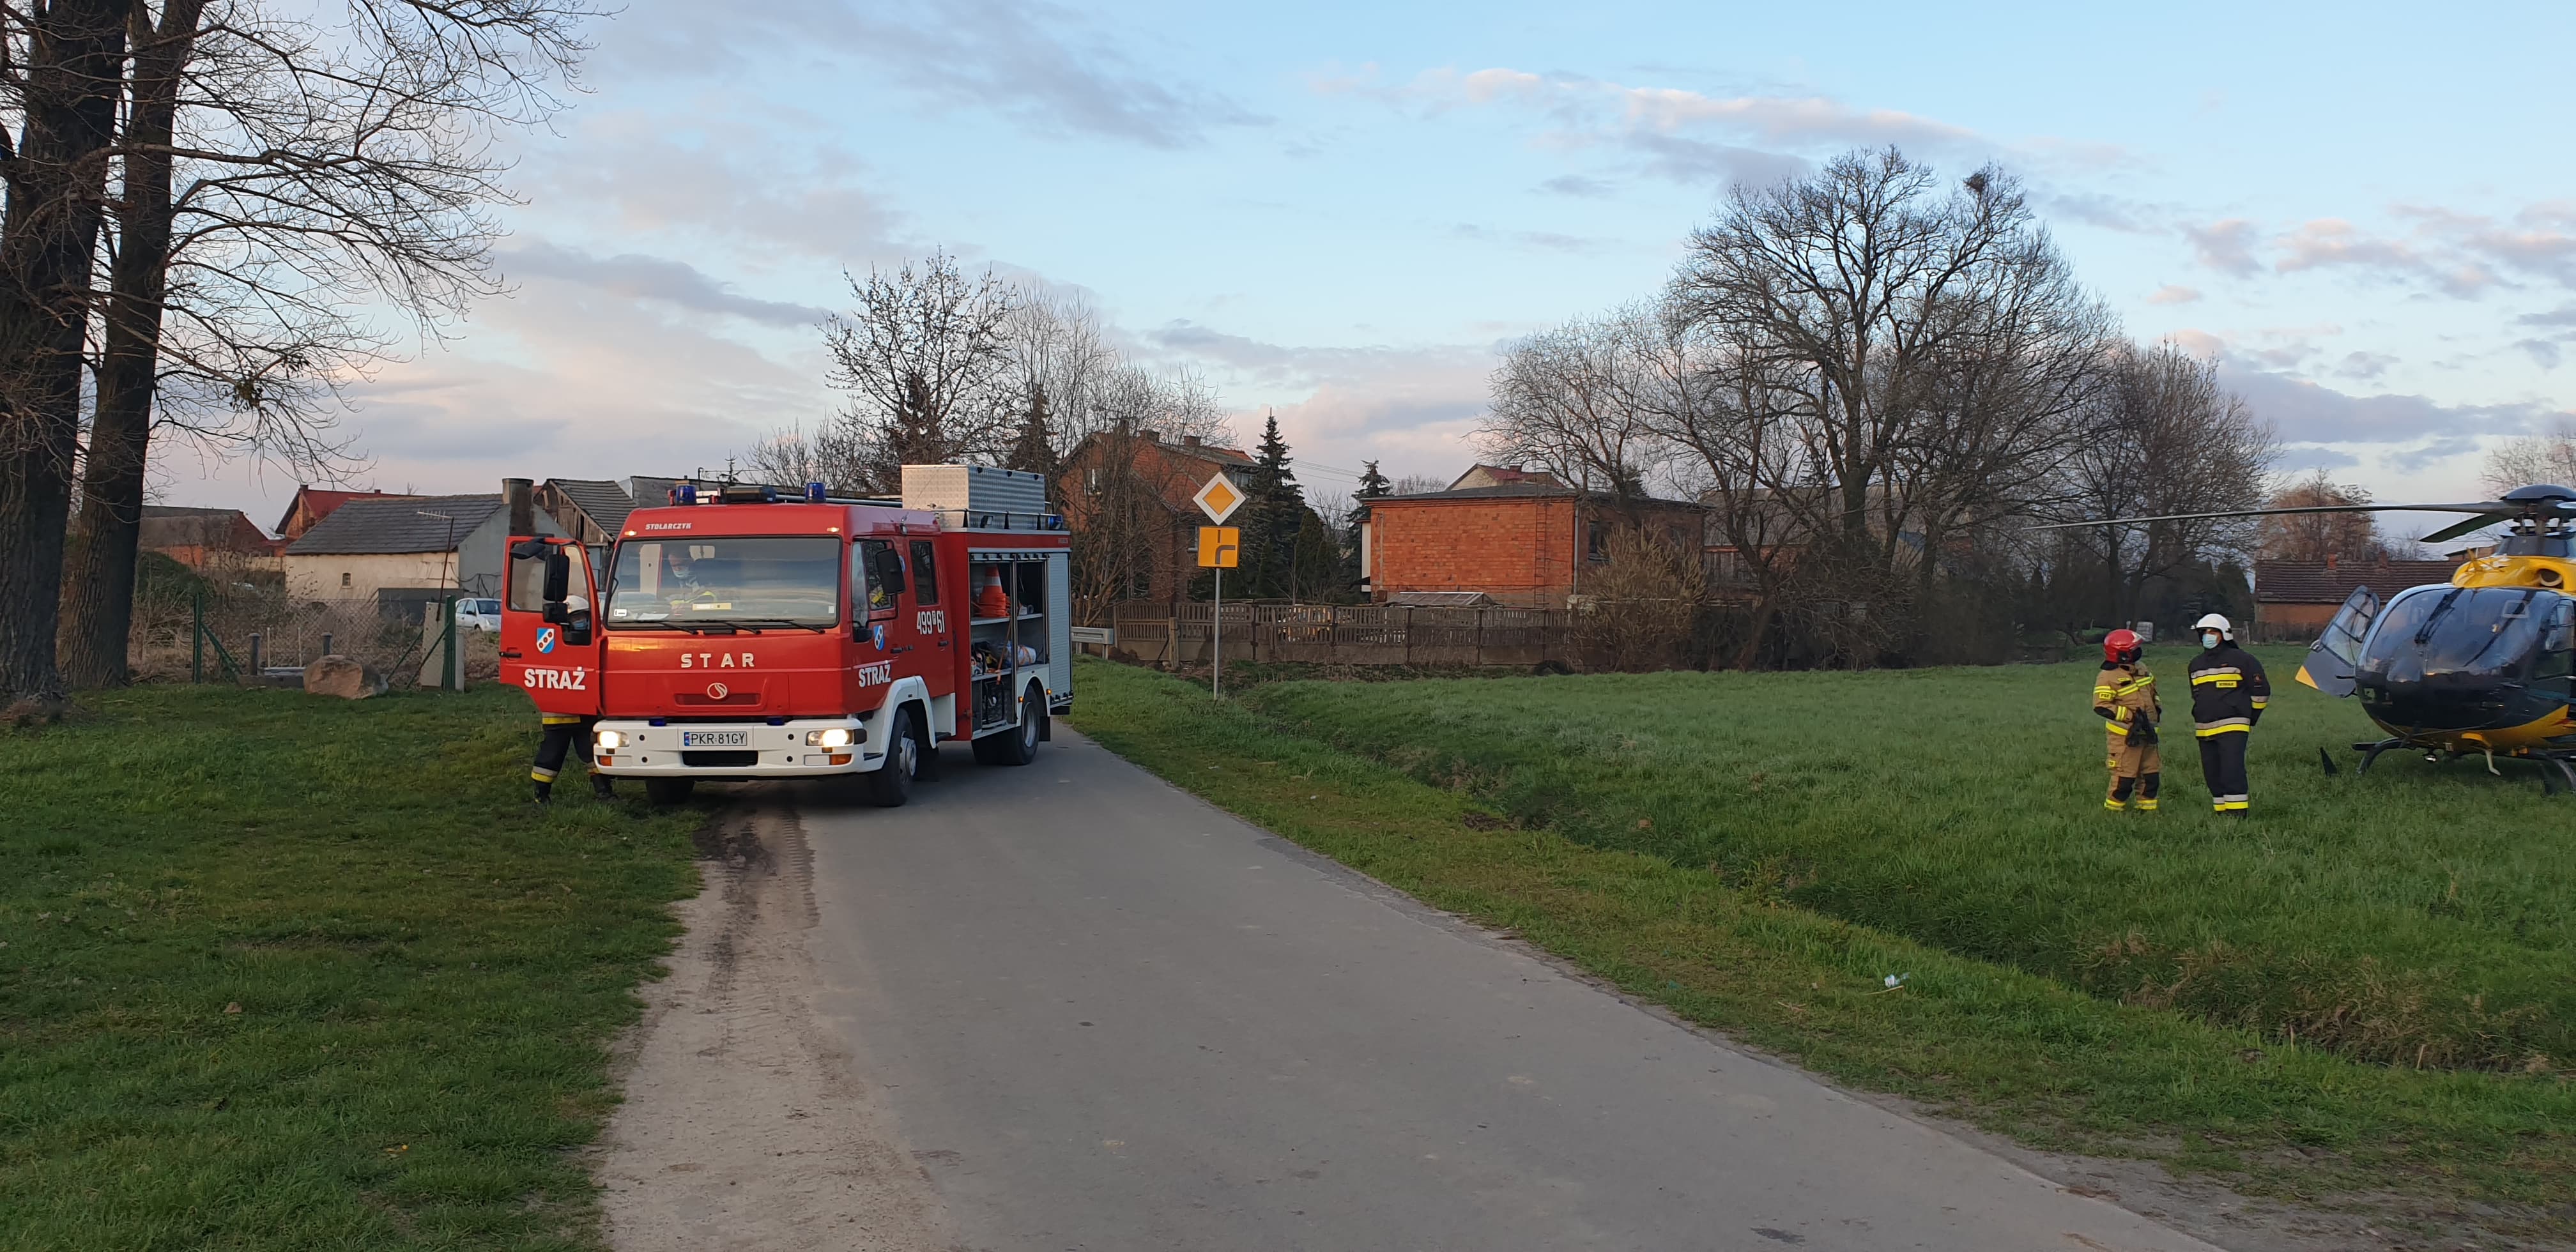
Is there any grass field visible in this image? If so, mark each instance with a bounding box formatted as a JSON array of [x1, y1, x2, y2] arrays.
[[1070, 654, 2576, 1232], [0, 684, 702, 1251]]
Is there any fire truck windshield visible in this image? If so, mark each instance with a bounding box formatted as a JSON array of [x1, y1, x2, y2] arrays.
[[606, 536, 842, 628]]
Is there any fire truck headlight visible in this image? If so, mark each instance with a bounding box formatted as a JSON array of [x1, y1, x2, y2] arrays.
[[805, 727, 854, 748], [595, 729, 625, 751]]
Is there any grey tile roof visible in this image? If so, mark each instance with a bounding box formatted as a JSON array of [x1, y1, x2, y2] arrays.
[[284, 494, 503, 555], [549, 478, 639, 534]]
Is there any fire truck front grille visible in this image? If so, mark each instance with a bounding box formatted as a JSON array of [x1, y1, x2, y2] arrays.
[[680, 750, 759, 768]]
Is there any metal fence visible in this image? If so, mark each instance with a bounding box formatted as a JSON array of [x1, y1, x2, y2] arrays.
[[132, 586, 497, 688], [1104, 601, 1568, 668]]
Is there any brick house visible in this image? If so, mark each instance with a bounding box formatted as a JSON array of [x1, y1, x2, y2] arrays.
[[137, 505, 280, 568], [1059, 429, 1256, 607], [1360, 481, 1705, 609], [2252, 555, 2460, 638]]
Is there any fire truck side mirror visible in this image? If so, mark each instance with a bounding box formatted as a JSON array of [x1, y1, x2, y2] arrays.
[[539, 549, 571, 623], [873, 547, 907, 597]]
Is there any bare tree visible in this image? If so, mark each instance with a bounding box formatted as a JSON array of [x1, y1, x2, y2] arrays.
[[1669, 149, 2073, 573], [2059, 341, 2274, 626], [0, 0, 128, 708], [2481, 422, 2576, 497], [1568, 524, 1705, 672], [1478, 308, 1663, 501], [1386, 473, 1445, 496], [822, 250, 1020, 491], [2258, 470, 2388, 564], [50, 0, 597, 688]]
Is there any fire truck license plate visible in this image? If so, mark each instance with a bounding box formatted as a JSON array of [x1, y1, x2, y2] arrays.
[[681, 731, 749, 747]]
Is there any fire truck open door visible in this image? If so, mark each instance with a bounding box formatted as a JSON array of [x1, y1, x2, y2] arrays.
[[500, 536, 606, 717]]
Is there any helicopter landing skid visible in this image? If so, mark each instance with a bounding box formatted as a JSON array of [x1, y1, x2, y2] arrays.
[[2352, 738, 2408, 775]]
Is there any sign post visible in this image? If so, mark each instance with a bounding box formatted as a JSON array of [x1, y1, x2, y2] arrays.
[[1192, 472, 1245, 697]]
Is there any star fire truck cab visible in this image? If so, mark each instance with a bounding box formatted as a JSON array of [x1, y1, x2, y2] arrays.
[[498, 464, 1071, 807]]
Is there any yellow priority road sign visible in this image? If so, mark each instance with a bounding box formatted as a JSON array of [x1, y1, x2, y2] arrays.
[[1193, 471, 1245, 524], [1197, 526, 1239, 568]]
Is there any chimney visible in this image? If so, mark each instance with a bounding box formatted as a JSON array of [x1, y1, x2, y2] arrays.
[[2324, 553, 2337, 571], [503, 477, 534, 536], [1182, 434, 1202, 448]]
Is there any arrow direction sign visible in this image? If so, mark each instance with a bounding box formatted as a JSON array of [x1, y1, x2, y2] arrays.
[[1193, 471, 1245, 524]]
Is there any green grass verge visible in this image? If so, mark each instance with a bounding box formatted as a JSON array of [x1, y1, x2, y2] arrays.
[[1068, 655, 2575, 1225], [1, 684, 703, 1251]]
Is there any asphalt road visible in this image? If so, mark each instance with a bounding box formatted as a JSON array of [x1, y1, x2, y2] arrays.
[[790, 729, 2221, 1252]]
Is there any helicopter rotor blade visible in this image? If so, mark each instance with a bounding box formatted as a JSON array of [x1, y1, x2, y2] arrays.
[[2025, 501, 2520, 532], [2418, 512, 2517, 545]]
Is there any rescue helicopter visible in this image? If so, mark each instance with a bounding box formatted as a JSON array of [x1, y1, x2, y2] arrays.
[[2034, 484, 2576, 787]]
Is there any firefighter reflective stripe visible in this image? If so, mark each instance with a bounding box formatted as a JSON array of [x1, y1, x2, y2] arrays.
[[2196, 719, 2251, 736], [2191, 668, 2242, 683], [2117, 678, 2156, 694], [532, 765, 560, 781], [2137, 797, 2160, 811], [2104, 796, 2127, 811], [2251, 697, 2269, 710], [2214, 797, 2249, 811], [540, 714, 584, 725]]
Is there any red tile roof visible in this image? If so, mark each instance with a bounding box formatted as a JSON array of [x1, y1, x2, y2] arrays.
[[2254, 558, 2458, 604]]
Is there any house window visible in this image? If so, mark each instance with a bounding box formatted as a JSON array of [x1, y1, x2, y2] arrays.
[[341, 571, 351, 588], [1586, 522, 1609, 563]]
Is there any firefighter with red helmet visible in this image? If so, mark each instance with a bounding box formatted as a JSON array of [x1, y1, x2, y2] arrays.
[[2092, 629, 2162, 811]]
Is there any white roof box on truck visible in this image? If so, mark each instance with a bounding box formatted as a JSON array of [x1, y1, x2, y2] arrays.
[[900, 464, 1058, 531]]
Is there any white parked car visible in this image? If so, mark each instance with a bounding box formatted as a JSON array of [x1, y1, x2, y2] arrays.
[[456, 597, 502, 632]]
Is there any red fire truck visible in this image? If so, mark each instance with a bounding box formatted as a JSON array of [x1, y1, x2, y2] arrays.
[[498, 465, 1071, 807]]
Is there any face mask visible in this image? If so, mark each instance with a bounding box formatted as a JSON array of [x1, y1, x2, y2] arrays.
[[2202, 634, 2221, 650]]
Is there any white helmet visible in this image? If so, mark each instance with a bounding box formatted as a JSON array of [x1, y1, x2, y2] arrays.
[[2193, 613, 2233, 640]]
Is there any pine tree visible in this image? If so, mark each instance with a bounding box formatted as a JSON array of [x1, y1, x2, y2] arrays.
[[1354, 459, 1390, 498], [1241, 411, 1303, 598], [1007, 382, 1057, 482], [1342, 459, 1388, 593]]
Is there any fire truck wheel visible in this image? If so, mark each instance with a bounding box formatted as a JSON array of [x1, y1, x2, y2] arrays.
[[977, 683, 1045, 768], [868, 706, 921, 807], [643, 778, 695, 806]]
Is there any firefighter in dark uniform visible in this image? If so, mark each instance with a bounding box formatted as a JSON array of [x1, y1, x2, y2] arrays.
[[531, 590, 613, 804], [2092, 628, 2161, 811], [532, 714, 611, 803], [2186, 613, 2267, 816]]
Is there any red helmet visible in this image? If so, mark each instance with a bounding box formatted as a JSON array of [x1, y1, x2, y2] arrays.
[[2103, 629, 2143, 665]]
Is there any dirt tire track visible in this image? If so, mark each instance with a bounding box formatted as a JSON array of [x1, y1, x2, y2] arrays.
[[596, 793, 958, 1251]]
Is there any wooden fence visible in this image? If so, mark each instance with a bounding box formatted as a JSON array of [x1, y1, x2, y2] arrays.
[[1103, 602, 1567, 668]]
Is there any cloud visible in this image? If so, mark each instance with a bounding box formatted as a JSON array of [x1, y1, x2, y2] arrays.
[[1537, 174, 1615, 198], [502, 243, 830, 327], [1627, 134, 1809, 191], [608, 0, 1264, 149], [1611, 87, 1975, 148], [2220, 362, 2563, 446], [2178, 203, 2575, 300], [2145, 284, 2201, 305], [2334, 350, 2398, 380], [2271, 218, 2501, 296], [1445, 223, 1607, 254], [521, 119, 908, 263], [1142, 319, 1499, 480], [1361, 66, 2002, 194], [2184, 219, 2261, 277]]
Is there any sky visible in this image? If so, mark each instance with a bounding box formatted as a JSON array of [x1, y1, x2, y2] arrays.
[[161, 0, 2576, 538]]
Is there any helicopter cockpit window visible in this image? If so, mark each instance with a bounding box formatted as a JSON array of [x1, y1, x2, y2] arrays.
[[2365, 586, 2562, 682], [2539, 598, 2576, 681]]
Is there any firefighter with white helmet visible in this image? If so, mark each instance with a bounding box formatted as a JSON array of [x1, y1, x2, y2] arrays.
[[2185, 613, 2267, 816], [2092, 628, 2162, 811]]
